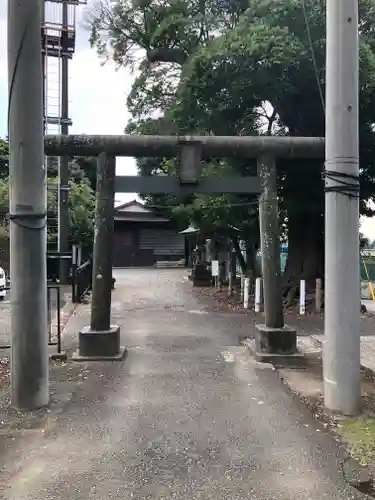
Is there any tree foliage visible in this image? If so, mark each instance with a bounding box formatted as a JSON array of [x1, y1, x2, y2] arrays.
[[88, 0, 375, 297], [0, 139, 9, 179], [0, 175, 95, 248], [0, 139, 96, 250]]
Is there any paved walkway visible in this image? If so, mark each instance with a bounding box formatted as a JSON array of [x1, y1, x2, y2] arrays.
[[0, 269, 365, 499], [313, 333, 375, 374]]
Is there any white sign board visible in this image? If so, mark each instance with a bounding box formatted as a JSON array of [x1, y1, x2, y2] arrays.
[[211, 260, 219, 277]]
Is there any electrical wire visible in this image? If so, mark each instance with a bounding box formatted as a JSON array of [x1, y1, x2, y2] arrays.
[[301, 0, 360, 200], [323, 161, 360, 199], [7, 17, 29, 134], [139, 196, 282, 211], [301, 0, 325, 112], [7, 4, 48, 232]]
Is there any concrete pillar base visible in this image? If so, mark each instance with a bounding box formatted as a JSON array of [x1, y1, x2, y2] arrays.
[[50, 352, 67, 361], [245, 324, 305, 366], [191, 264, 212, 287], [72, 325, 126, 361], [256, 324, 297, 353]]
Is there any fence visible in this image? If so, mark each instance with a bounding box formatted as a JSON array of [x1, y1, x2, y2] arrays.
[[361, 259, 375, 300], [47, 252, 73, 282], [236, 244, 288, 277], [0, 283, 63, 355], [72, 259, 92, 303]]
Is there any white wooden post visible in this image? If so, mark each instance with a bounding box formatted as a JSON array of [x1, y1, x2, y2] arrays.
[[244, 278, 250, 310], [240, 275, 245, 298], [255, 277, 262, 313], [211, 260, 219, 288], [77, 245, 82, 266], [300, 279, 306, 315], [228, 259, 232, 296], [72, 244, 78, 266]]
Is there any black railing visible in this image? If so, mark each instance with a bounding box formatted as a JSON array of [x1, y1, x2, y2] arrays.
[[72, 259, 92, 303], [47, 252, 72, 282], [0, 283, 63, 356]]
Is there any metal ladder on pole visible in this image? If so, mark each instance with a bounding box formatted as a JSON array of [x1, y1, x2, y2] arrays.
[[42, 0, 87, 254]]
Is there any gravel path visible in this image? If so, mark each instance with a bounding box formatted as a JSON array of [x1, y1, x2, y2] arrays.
[[0, 269, 365, 500]]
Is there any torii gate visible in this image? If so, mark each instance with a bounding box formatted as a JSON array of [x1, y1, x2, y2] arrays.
[[44, 135, 324, 366], [9, 0, 326, 406]]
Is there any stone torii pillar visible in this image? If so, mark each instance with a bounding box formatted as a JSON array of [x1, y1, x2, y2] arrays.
[[248, 154, 299, 363], [72, 154, 126, 361]]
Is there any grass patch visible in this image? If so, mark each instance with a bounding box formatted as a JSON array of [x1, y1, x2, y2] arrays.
[[339, 418, 375, 466]]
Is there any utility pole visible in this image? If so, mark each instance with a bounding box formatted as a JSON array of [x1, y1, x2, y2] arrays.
[[8, 0, 49, 409], [323, 0, 361, 414], [58, 0, 70, 283], [73, 154, 125, 361]]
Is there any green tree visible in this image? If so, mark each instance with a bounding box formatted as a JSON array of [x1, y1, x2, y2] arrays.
[[89, 0, 375, 299], [68, 178, 96, 247], [70, 156, 98, 191], [0, 175, 95, 254], [87, 0, 277, 273], [1, 141, 98, 191], [44, 155, 98, 190], [45, 176, 96, 250], [171, 0, 375, 297], [0, 141, 97, 261], [0, 139, 9, 179], [0, 177, 10, 270]]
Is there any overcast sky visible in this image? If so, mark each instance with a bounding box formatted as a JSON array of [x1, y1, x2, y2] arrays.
[[0, 1, 137, 205], [1, 2, 375, 237]]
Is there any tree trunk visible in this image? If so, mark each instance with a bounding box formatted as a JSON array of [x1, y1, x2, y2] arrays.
[[245, 240, 257, 278], [282, 210, 324, 304], [279, 158, 324, 305], [233, 236, 246, 273], [232, 231, 260, 289], [147, 48, 188, 65]]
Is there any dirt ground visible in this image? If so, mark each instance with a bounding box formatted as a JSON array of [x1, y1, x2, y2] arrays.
[[0, 358, 8, 390], [194, 285, 375, 336]]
